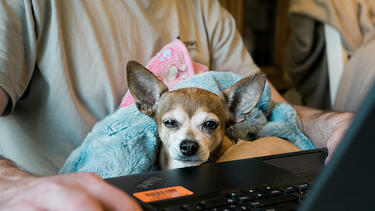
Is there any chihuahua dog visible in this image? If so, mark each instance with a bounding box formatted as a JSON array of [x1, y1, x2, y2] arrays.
[[126, 61, 266, 170]]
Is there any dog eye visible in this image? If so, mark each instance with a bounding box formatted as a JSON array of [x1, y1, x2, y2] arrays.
[[163, 119, 179, 128], [203, 121, 218, 129]]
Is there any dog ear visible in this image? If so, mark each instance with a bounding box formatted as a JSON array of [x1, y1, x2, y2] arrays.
[[223, 72, 266, 123], [126, 60, 168, 117]]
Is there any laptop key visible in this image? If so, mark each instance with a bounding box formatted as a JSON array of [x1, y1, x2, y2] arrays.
[[236, 194, 255, 202], [226, 204, 254, 211], [227, 191, 254, 202], [280, 186, 298, 194], [209, 207, 238, 211], [269, 189, 282, 196], [260, 202, 298, 211], [228, 191, 246, 199], [234, 204, 255, 211], [246, 188, 268, 199], [291, 191, 307, 201], [199, 196, 235, 209], [176, 202, 204, 211], [258, 186, 283, 196], [247, 195, 298, 208], [162, 205, 188, 211], [297, 183, 310, 191]]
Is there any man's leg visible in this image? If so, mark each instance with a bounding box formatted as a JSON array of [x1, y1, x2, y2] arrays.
[[217, 137, 300, 163]]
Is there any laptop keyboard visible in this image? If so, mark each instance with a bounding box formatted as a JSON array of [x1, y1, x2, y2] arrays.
[[160, 182, 310, 211]]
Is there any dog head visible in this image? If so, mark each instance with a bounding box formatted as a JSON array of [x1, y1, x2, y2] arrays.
[[126, 61, 266, 169]]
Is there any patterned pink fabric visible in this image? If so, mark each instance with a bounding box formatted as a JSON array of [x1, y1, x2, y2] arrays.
[[120, 39, 209, 108]]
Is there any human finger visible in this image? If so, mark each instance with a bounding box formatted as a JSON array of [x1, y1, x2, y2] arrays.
[[325, 113, 353, 163], [11, 175, 104, 211], [73, 173, 142, 211], [0, 201, 42, 211]]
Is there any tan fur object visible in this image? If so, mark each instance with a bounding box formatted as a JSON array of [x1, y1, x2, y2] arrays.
[[217, 137, 300, 163]]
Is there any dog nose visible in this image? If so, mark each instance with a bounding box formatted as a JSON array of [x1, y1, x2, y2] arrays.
[[180, 140, 198, 156]]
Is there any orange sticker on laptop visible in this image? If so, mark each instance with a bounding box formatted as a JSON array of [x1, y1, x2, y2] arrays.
[[133, 186, 193, 202]]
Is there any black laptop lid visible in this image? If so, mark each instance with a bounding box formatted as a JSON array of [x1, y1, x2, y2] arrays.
[[299, 83, 375, 211]]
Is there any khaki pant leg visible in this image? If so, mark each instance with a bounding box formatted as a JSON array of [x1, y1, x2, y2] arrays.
[[217, 137, 300, 163]]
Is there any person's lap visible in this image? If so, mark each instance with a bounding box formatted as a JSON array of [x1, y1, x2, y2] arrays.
[[217, 137, 300, 163]]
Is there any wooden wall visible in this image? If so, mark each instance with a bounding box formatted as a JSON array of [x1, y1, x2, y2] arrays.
[[219, 0, 292, 91], [219, 0, 244, 32]]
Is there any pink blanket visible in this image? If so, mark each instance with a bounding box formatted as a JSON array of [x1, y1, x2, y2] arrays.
[[120, 39, 209, 107]]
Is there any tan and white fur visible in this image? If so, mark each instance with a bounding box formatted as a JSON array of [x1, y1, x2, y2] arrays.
[[126, 61, 266, 170]]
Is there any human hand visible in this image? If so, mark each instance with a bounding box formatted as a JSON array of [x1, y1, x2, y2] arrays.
[[323, 112, 353, 162], [0, 172, 142, 211], [294, 105, 354, 163]]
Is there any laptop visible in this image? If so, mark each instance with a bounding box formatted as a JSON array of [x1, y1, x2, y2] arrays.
[[107, 83, 375, 211]]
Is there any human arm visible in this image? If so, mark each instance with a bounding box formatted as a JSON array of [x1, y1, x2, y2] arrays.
[[268, 82, 354, 162], [0, 157, 142, 211], [1, 84, 141, 210], [0, 38, 141, 211], [292, 105, 353, 162], [0, 86, 141, 210], [0, 2, 141, 209], [204, 1, 353, 161]]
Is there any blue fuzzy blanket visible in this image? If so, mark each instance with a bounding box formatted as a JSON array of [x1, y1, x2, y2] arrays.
[[60, 72, 315, 178]]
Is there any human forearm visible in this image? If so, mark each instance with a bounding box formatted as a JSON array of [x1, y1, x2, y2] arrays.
[[0, 157, 35, 205], [293, 105, 353, 148], [268, 81, 353, 146], [0, 156, 34, 192], [268, 81, 354, 161]]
